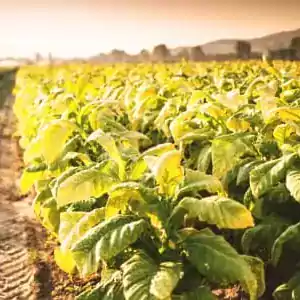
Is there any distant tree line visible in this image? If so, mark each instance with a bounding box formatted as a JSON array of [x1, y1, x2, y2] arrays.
[[87, 36, 300, 63], [25, 36, 300, 64], [266, 37, 300, 60]]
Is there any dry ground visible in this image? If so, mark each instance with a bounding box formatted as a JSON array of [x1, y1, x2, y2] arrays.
[[0, 96, 37, 300]]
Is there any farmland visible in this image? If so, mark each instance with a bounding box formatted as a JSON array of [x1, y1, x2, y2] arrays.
[[8, 60, 300, 299]]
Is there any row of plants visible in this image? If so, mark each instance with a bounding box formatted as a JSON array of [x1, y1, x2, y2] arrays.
[[13, 60, 300, 299]]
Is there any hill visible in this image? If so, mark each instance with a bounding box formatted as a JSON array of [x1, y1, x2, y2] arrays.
[[201, 28, 300, 55]]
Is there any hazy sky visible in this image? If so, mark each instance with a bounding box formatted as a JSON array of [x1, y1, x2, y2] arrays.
[[0, 0, 300, 58]]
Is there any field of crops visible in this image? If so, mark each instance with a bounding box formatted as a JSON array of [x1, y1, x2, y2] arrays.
[[12, 60, 300, 299]]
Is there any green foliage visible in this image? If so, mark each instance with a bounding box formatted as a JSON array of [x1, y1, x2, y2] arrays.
[[286, 169, 300, 203], [122, 252, 182, 300], [15, 61, 300, 299], [71, 216, 145, 277], [250, 154, 297, 198], [55, 166, 118, 207], [212, 133, 256, 179], [272, 222, 300, 266], [171, 196, 253, 229], [180, 228, 261, 300], [273, 272, 300, 300]]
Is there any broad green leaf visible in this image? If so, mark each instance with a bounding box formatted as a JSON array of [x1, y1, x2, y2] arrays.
[[180, 228, 258, 300], [281, 88, 300, 102], [87, 129, 120, 162], [61, 152, 92, 166], [35, 179, 52, 193], [251, 185, 294, 220], [121, 130, 150, 142], [226, 116, 251, 133], [141, 143, 175, 157], [273, 124, 295, 146], [90, 219, 146, 261], [23, 138, 42, 164], [212, 133, 256, 178], [215, 90, 247, 111], [48, 134, 82, 167], [66, 198, 98, 212], [174, 196, 253, 229], [54, 247, 76, 274], [250, 154, 297, 198], [71, 216, 146, 277], [76, 271, 124, 300], [273, 284, 292, 300], [189, 90, 206, 106], [200, 103, 226, 118], [155, 99, 177, 137], [273, 272, 300, 300], [272, 107, 300, 122], [59, 208, 105, 251], [40, 198, 60, 235], [242, 216, 289, 258], [133, 85, 157, 120], [51, 166, 83, 197], [55, 211, 87, 274], [121, 252, 182, 300], [56, 167, 117, 208], [87, 129, 125, 179], [169, 111, 195, 142], [178, 129, 215, 143], [88, 108, 117, 132], [243, 186, 255, 210], [100, 267, 120, 283], [20, 169, 48, 194], [242, 255, 265, 298], [264, 183, 291, 204], [32, 188, 52, 220], [129, 159, 148, 180], [134, 187, 170, 230], [106, 182, 144, 219], [236, 160, 263, 186], [150, 262, 182, 299], [176, 170, 223, 198], [58, 212, 86, 243], [144, 150, 184, 197], [71, 215, 136, 253], [258, 96, 278, 123], [26, 162, 47, 172], [286, 170, 300, 203], [272, 222, 300, 266], [221, 157, 253, 189], [39, 119, 76, 163], [196, 144, 211, 173]]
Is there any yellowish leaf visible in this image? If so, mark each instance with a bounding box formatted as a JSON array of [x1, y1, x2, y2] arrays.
[[54, 247, 76, 274], [226, 117, 251, 132]]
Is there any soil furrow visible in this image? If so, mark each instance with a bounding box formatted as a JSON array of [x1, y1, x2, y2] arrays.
[[0, 95, 38, 300]]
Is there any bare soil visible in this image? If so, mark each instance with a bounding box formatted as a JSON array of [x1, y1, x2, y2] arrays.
[[0, 97, 37, 300]]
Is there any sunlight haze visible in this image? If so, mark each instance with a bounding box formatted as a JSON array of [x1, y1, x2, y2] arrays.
[[0, 0, 300, 58]]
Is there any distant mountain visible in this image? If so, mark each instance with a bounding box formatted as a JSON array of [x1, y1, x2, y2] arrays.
[[201, 28, 300, 55], [89, 27, 300, 62], [249, 28, 300, 52]]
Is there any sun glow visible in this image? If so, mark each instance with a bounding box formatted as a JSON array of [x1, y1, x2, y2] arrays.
[[0, 0, 299, 58]]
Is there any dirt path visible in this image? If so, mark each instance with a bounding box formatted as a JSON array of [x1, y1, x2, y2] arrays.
[[0, 96, 37, 300]]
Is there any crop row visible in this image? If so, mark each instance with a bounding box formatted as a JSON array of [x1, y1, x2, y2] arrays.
[[14, 61, 300, 299]]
